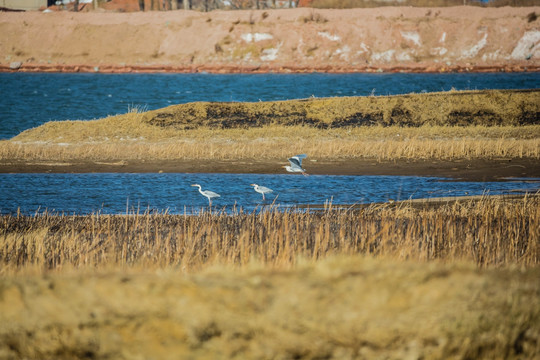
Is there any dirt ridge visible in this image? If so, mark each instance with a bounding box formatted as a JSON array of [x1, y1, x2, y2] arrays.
[[1, 6, 539, 73]]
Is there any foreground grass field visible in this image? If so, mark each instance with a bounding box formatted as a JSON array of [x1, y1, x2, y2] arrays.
[[1, 257, 538, 360], [1, 196, 539, 359]]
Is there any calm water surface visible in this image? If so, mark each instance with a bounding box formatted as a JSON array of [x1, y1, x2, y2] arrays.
[[1, 173, 537, 215]]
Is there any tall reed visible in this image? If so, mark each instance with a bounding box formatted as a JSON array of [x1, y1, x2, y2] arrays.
[[1, 195, 538, 274]]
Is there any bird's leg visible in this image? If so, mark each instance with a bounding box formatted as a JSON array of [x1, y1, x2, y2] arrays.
[[262, 193, 265, 200]]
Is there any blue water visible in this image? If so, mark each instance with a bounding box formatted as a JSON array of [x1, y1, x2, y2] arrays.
[[0, 173, 537, 215], [1, 72, 539, 214], [1, 72, 539, 139]]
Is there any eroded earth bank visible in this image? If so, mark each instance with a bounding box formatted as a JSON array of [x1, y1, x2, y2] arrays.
[[1, 6, 539, 73]]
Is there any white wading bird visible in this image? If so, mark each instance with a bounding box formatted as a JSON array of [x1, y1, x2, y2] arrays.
[[251, 184, 273, 200], [283, 154, 308, 176], [191, 184, 220, 206]]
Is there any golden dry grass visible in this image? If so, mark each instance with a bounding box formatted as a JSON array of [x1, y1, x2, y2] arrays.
[[2, 195, 538, 275], [0, 257, 538, 359], [1, 195, 539, 359], [1, 194, 539, 359], [2, 125, 539, 161], [135, 89, 539, 128], [2, 89, 538, 162]]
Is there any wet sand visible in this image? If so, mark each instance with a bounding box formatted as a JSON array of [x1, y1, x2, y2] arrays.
[[1, 158, 538, 181]]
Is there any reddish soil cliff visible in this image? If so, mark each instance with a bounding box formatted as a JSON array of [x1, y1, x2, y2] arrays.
[[1, 6, 539, 73]]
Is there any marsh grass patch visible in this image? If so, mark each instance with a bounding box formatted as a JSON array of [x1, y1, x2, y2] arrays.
[[2, 89, 539, 162]]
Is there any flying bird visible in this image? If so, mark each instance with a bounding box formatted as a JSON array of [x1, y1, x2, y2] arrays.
[[283, 154, 308, 176], [251, 184, 273, 200], [191, 184, 220, 206]]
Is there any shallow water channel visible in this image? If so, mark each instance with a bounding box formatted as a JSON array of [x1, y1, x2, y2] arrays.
[[1, 173, 538, 215]]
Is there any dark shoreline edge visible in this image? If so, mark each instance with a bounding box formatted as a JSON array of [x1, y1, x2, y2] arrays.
[[1, 63, 539, 74], [1, 158, 539, 182]]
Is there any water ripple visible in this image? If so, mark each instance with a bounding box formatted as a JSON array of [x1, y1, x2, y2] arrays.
[[0, 173, 537, 215]]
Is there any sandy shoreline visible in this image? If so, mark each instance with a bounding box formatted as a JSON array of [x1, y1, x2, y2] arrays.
[[1, 158, 538, 182]]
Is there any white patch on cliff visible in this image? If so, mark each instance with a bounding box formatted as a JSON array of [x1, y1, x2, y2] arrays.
[[335, 45, 351, 60], [400, 31, 421, 47], [482, 50, 502, 62], [261, 48, 278, 61], [510, 30, 540, 60], [371, 50, 395, 63], [396, 52, 412, 62], [439, 32, 446, 44], [356, 43, 370, 55], [318, 31, 341, 41], [297, 38, 304, 52], [460, 32, 488, 59], [430, 47, 448, 56], [260, 42, 282, 61], [241, 33, 273, 43]]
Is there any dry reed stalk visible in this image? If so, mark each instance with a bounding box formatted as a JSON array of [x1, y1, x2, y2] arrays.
[[1, 195, 538, 275], [1, 134, 539, 161]]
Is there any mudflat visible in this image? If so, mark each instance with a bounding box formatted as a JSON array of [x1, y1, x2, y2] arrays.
[[1, 158, 538, 182]]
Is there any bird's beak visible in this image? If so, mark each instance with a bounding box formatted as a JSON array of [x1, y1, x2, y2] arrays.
[[190, 184, 197, 187], [250, 184, 255, 186]]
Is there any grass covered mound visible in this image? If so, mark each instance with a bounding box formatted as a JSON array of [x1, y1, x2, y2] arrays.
[[3, 89, 538, 165], [142, 89, 540, 129], [11, 89, 540, 143]]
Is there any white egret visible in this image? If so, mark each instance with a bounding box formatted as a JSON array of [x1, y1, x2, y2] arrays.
[[191, 184, 220, 206], [251, 184, 273, 200], [283, 154, 308, 176]]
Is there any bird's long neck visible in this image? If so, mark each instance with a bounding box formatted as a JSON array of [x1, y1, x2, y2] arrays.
[[196, 185, 204, 195]]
